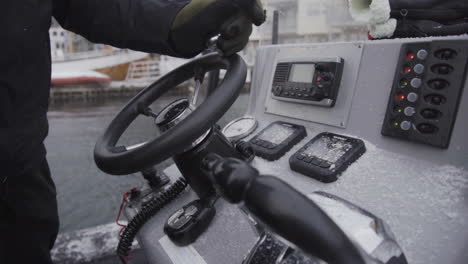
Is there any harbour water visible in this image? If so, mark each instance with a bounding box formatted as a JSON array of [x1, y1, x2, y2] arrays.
[[46, 93, 249, 233]]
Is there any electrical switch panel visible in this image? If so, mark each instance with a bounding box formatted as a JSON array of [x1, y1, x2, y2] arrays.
[[381, 40, 468, 148]]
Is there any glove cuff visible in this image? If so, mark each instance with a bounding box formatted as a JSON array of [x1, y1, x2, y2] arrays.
[[369, 18, 397, 38], [348, 0, 391, 23]]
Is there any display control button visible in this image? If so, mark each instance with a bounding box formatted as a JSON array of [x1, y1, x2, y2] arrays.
[[304, 156, 313, 163], [311, 158, 322, 166], [266, 143, 276, 149], [410, 78, 422, 88], [297, 154, 305, 160], [413, 64, 425, 74], [407, 92, 418, 103], [404, 107, 416, 117], [400, 121, 412, 131], [319, 161, 331, 169], [272, 86, 282, 95], [417, 49, 428, 60]]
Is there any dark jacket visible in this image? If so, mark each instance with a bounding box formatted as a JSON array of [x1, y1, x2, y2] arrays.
[[0, 0, 189, 175], [388, 0, 468, 38], [390, 0, 468, 21]]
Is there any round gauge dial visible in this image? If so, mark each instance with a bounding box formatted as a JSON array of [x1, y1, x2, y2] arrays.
[[222, 116, 258, 141]]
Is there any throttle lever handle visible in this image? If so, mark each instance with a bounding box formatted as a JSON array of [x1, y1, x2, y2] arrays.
[[201, 154, 365, 264]]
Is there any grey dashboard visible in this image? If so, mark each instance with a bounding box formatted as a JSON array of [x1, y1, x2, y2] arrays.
[[246, 36, 468, 264], [134, 36, 468, 264]]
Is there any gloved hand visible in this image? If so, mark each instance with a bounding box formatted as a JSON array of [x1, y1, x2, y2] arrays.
[[170, 0, 266, 58]]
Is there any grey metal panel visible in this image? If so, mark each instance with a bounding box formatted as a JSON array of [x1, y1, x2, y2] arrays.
[[347, 40, 468, 167], [248, 137, 468, 264], [243, 36, 468, 264], [251, 37, 468, 167], [263, 43, 364, 128], [129, 166, 258, 264], [136, 36, 468, 264]]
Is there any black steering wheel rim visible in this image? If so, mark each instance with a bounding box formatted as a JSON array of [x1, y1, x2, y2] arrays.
[[94, 53, 247, 175]]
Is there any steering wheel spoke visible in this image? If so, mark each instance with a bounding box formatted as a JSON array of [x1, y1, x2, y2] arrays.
[[125, 141, 149, 151], [139, 106, 159, 119], [190, 66, 209, 108]]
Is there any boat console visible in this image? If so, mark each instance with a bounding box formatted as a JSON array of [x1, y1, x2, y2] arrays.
[[94, 36, 468, 264]]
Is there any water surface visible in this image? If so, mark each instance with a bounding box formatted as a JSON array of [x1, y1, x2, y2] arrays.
[[46, 94, 249, 232]]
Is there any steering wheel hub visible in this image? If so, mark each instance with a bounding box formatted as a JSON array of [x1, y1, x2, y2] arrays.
[[155, 99, 212, 151], [155, 99, 192, 133]]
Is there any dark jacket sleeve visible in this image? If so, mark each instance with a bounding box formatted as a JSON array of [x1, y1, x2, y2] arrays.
[[52, 0, 190, 56]]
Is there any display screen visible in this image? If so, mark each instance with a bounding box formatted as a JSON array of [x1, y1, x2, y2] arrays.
[[289, 64, 315, 83], [303, 136, 352, 163], [257, 124, 295, 145]]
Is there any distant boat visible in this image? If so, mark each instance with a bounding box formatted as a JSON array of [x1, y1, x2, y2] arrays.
[[51, 71, 111, 87], [51, 50, 150, 87]]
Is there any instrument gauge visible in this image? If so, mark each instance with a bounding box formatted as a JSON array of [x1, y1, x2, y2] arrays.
[[222, 116, 258, 142]]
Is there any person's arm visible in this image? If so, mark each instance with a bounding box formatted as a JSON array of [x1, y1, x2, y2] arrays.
[[53, 0, 188, 56], [53, 0, 265, 58]]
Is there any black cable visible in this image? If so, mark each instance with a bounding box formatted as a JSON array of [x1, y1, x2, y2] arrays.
[[117, 178, 188, 263]]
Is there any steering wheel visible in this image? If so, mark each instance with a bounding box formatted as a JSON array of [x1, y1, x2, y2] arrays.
[[94, 52, 247, 175]]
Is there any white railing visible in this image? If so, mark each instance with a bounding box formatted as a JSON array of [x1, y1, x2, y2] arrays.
[[52, 49, 127, 63], [125, 60, 160, 84]]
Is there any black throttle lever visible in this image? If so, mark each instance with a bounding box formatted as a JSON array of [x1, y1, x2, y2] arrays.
[[164, 198, 217, 246], [201, 154, 365, 264]]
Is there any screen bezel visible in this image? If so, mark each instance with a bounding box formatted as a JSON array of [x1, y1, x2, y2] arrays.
[[250, 121, 307, 161]]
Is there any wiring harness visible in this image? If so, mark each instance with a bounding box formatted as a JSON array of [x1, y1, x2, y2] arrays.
[[117, 178, 188, 263]]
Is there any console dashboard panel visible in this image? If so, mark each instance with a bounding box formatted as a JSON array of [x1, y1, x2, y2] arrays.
[[263, 43, 364, 128], [245, 36, 468, 264], [135, 37, 468, 264]]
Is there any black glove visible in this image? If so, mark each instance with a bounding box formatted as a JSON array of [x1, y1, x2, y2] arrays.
[[170, 0, 266, 58]]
